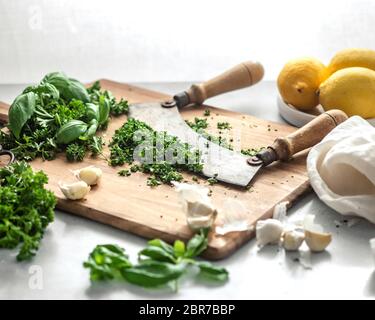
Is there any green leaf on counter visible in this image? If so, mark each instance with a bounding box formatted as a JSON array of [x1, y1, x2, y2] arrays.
[[83, 244, 132, 281], [185, 228, 209, 259], [196, 261, 229, 282], [122, 260, 186, 288], [173, 240, 186, 258], [84, 228, 229, 292]]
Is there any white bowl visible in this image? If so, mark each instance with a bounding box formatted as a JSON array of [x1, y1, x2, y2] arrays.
[[277, 95, 375, 127]]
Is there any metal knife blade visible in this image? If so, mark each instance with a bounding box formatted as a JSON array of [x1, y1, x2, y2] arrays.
[[128, 102, 262, 186]]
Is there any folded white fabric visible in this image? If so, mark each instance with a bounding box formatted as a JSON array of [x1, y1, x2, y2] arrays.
[[307, 116, 375, 224]]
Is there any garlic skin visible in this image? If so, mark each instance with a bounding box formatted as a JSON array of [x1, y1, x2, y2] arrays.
[[256, 219, 284, 246], [303, 214, 332, 252], [73, 166, 102, 185], [173, 182, 217, 231], [272, 201, 289, 222], [282, 229, 305, 251], [59, 181, 90, 200], [216, 199, 252, 235]]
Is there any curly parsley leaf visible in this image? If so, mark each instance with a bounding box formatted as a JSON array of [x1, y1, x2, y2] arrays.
[[0, 161, 56, 261]]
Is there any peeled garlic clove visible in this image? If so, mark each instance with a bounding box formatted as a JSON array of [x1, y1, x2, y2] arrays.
[[73, 166, 102, 185], [282, 229, 305, 251], [186, 201, 217, 230], [303, 214, 332, 252], [304, 230, 332, 252], [173, 182, 217, 231], [59, 181, 90, 200], [256, 219, 284, 246]]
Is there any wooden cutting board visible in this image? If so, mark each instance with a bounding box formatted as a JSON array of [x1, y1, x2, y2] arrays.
[[0, 80, 310, 260]]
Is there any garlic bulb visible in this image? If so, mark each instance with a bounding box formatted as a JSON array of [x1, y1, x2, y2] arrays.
[[173, 182, 217, 230], [303, 214, 332, 252], [216, 199, 252, 235], [256, 219, 284, 246], [73, 166, 102, 185], [59, 181, 90, 200], [282, 229, 305, 251]]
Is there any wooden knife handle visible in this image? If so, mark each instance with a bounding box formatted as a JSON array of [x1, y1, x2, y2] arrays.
[[254, 110, 348, 166], [0, 101, 9, 124], [174, 61, 264, 107], [272, 109, 348, 160]]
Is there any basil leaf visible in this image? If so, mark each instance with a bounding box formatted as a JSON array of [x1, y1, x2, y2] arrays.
[[23, 83, 59, 101], [8, 92, 37, 139], [148, 239, 175, 256], [86, 103, 100, 122], [68, 78, 90, 102], [121, 260, 186, 288], [42, 72, 89, 102], [173, 240, 185, 258], [196, 261, 229, 282], [56, 119, 88, 144], [185, 228, 209, 258], [139, 246, 176, 263], [98, 95, 110, 125], [83, 244, 132, 281], [81, 119, 98, 140]]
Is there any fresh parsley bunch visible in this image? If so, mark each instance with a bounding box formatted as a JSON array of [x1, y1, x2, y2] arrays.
[[84, 229, 228, 290], [0, 161, 56, 261], [0, 73, 128, 162]]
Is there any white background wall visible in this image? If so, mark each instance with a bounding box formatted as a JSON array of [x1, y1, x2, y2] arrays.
[[0, 0, 375, 84]]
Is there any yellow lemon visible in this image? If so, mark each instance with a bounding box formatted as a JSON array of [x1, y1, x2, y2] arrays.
[[277, 58, 328, 111], [328, 48, 375, 74], [319, 67, 375, 118]]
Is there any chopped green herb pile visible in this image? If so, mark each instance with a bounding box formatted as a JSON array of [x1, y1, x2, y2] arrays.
[[0, 161, 56, 261], [185, 117, 208, 132], [0, 74, 127, 162], [204, 109, 211, 116], [110, 118, 203, 186], [84, 229, 228, 290], [217, 122, 232, 130]]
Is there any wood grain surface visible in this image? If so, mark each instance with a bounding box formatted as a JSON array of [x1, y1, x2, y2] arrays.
[[0, 80, 311, 259]]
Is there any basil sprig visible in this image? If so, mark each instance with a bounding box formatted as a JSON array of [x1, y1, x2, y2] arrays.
[[84, 229, 229, 290]]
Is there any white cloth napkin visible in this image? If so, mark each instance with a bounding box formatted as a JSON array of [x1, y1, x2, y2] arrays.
[[307, 116, 375, 224]]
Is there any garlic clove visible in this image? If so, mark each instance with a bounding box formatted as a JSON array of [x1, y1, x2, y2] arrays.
[[303, 214, 332, 252], [186, 201, 217, 231], [59, 181, 90, 200], [173, 182, 217, 231], [304, 230, 332, 252], [282, 229, 305, 251], [73, 166, 102, 186], [256, 219, 284, 246]]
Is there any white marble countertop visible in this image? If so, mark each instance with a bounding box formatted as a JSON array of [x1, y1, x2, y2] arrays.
[[0, 81, 374, 300]]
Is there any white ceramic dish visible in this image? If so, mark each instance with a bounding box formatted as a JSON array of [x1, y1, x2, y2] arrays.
[[277, 95, 375, 127]]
